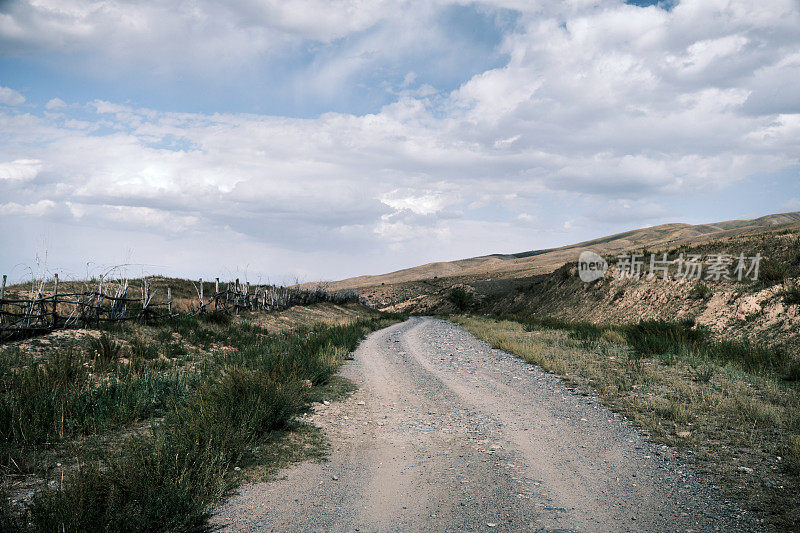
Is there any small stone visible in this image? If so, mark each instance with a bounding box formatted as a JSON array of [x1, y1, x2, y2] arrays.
[[737, 466, 753, 474], [357, 400, 366, 405], [676, 431, 691, 438], [322, 400, 330, 406], [234, 466, 241, 471], [487, 523, 497, 527], [332, 474, 339, 481]]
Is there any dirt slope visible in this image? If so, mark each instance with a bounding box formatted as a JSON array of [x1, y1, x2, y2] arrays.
[[213, 318, 755, 532]]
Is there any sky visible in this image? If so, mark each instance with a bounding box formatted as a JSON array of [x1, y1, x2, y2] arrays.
[[0, 0, 799, 284]]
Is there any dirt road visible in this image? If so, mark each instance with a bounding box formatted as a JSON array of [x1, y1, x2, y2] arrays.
[[213, 317, 756, 532]]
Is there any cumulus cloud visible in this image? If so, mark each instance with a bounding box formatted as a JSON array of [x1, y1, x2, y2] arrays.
[[0, 158, 41, 181], [45, 97, 67, 109], [0, 199, 55, 215], [0, 0, 799, 279], [0, 86, 25, 106]]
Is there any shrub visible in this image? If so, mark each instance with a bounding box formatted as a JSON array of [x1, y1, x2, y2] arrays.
[[760, 259, 787, 285], [693, 364, 715, 383], [781, 286, 800, 305], [86, 334, 122, 365], [129, 336, 158, 360], [688, 282, 712, 300], [202, 310, 231, 326], [448, 288, 473, 312], [601, 329, 626, 344], [622, 320, 706, 357]]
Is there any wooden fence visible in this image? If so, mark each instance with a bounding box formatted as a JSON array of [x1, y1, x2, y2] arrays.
[[0, 274, 361, 343]]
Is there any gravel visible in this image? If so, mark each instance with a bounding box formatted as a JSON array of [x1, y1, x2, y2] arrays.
[[212, 317, 759, 532]]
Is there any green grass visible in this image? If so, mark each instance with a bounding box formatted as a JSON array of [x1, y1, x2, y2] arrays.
[[0, 345, 193, 475], [2, 312, 400, 531], [509, 313, 796, 381]]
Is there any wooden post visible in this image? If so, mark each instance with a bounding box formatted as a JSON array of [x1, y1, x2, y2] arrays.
[[215, 278, 220, 310], [235, 278, 240, 313], [141, 278, 148, 323], [97, 275, 104, 327], [0, 274, 5, 325], [199, 278, 203, 310], [168, 287, 172, 316], [52, 273, 59, 327]]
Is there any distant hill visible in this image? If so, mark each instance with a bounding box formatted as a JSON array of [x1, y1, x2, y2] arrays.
[[324, 211, 800, 290]]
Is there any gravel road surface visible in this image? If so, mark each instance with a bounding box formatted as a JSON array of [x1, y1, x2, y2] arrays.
[[213, 317, 756, 532]]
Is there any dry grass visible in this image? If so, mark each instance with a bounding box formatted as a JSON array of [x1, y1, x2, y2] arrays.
[[452, 315, 800, 530]]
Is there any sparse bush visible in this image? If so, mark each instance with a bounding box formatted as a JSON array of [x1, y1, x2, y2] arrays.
[[622, 320, 705, 357], [130, 337, 158, 360], [448, 287, 473, 312], [202, 310, 231, 326], [693, 364, 715, 383], [780, 286, 800, 305], [688, 282, 712, 300], [155, 328, 174, 344], [784, 435, 800, 475], [760, 259, 787, 285], [784, 361, 800, 382], [601, 329, 626, 344], [86, 334, 122, 365]]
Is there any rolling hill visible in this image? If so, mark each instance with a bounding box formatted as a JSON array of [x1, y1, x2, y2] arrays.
[[324, 211, 800, 291]]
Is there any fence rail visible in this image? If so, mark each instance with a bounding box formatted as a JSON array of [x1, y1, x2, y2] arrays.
[[0, 274, 361, 343]]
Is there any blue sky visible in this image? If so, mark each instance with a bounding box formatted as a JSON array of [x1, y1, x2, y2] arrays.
[[1, 0, 799, 284]]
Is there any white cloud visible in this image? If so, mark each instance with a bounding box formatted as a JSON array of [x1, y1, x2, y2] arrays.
[[45, 97, 67, 109], [0, 200, 55, 216], [0, 159, 42, 181], [1, 0, 800, 279], [0, 86, 25, 106], [0, 0, 398, 75], [380, 190, 454, 216]]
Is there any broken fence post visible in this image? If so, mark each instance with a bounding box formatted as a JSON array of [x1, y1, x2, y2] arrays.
[[0, 274, 5, 324], [52, 273, 59, 327]]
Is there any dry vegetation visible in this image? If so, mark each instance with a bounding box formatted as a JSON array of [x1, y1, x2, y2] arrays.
[[0, 302, 400, 531], [452, 315, 800, 530]]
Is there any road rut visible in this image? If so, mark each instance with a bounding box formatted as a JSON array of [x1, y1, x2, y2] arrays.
[[213, 317, 755, 532]]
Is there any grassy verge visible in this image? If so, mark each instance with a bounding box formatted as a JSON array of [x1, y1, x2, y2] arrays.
[[452, 314, 800, 530], [1, 306, 402, 531]]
